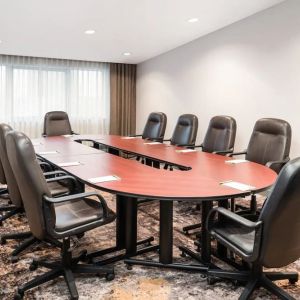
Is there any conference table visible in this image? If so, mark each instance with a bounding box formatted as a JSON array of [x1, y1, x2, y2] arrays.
[[32, 134, 277, 271]]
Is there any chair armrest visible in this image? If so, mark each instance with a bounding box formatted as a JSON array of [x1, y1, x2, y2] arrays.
[[266, 157, 289, 172], [38, 161, 53, 172], [228, 150, 247, 157], [193, 144, 203, 148], [207, 207, 261, 231], [207, 207, 263, 262], [45, 174, 81, 194], [212, 149, 234, 155], [43, 170, 67, 178], [43, 191, 108, 218]]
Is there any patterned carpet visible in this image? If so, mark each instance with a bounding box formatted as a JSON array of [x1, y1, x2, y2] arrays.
[[0, 189, 299, 300]]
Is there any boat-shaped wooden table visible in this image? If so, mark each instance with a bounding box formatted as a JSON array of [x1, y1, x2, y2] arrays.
[[32, 134, 277, 271]]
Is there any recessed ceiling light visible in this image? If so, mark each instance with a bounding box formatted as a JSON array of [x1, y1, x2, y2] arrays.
[[123, 52, 131, 56], [84, 29, 96, 35], [188, 18, 199, 23]]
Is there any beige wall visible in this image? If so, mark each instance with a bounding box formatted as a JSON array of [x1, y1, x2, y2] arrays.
[[137, 0, 300, 158]]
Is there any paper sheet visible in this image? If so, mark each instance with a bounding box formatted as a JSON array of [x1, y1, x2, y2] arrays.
[[37, 151, 58, 155], [221, 181, 256, 191], [121, 136, 137, 139], [144, 142, 161, 145], [58, 162, 81, 167], [88, 175, 120, 184], [225, 159, 248, 164], [32, 142, 42, 146], [63, 134, 73, 137], [175, 149, 197, 153]]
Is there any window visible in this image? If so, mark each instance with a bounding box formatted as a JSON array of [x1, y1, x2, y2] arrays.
[[0, 55, 110, 138]]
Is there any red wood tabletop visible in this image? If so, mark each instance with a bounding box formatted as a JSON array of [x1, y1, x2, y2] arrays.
[[33, 135, 277, 200]]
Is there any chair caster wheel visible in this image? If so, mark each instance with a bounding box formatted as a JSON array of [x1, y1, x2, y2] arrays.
[[105, 273, 115, 281], [183, 231, 189, 236], [0, 237, 6, 245], [180, 251, 187, 258], [29, 262, 38, 271], [76, 233, 84, 239], [126, 264, 133, 270], [10, 256, 19, 263], [207, 277, 216, 285], [14, 290, 24, 299], [146, 241, 152, 247], [289, 278, 298, 284]]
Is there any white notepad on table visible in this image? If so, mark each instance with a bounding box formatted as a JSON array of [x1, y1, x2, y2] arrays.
[[225, 159, 248, 164], [37, 151, 58, 155], [88, 175, 120, 184], [220, 181, 255, 191], [58, 162, 81, 167], [32, 142, 42, 146], [175, 149, 197, 153], [144, 142, 161, 145], [121, 136, 137, 139], [63, 134, 73, 138]]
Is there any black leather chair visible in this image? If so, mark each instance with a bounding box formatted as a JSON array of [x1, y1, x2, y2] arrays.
[[43, 111, 76, 137], [206, 157, 300, 300], [0, 124, 78, 261], [6, 131, 116, 299], [230, 118, 291, 214], [133, 112, 167, 142], [182, 116, 237, 235], [126, 112, 167, 165], [166, 114, 198, 147]]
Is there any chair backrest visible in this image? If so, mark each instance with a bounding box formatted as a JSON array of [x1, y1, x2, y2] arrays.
[[0, 124, 23, 207], [259, 157, 300, 268], [170, 114, 198, 146], [202, 116, 236, 153], [142, 112, 167, 142], [6, 131, 52, 240], [246, 118, 291, 171], [0, 157, 6, 185], [43, 111, 72, 136]]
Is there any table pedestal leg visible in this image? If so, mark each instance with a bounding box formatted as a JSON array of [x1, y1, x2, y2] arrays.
[[86, 195, 157, 265], [124, 200, 207, 273]]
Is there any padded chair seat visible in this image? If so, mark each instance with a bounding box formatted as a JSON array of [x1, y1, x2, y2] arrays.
[[214, 222, 255, 255], [48, 181, 70, 197], [54, 198, 113, 232]]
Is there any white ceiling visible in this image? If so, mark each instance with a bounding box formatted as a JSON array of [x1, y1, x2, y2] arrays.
[[0, 0, 285, 64]]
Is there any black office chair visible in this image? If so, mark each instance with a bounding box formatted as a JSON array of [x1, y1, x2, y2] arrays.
[[182, 116, 237, 235], [163, 114, 198, 170], [230, 118, 291, 214], [125, 112, 167, 166], [0, 124, 79, 261], [133, 112, 167, 142], [43, 111, 76, 137], [166, 114, 198, 147], [206, 157, 300, 300], [6, 131, 116, 300]]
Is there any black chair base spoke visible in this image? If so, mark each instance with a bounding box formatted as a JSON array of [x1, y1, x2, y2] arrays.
[[207, 267, 298, 300], [15, 238, 114, 299]]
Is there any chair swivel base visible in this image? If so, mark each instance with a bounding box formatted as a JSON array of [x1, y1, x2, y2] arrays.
[[207, 267, 298, 300], [14, 240, 115, 300], [0, 207, 22, 226]]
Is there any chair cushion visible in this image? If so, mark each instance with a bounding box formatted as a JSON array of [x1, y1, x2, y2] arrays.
[[213, 221, 255, 256], [47, 181, 70, 197], [54, 198, 107, 232]]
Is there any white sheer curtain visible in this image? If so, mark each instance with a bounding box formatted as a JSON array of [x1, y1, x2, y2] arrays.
[[0, 55, 110, 138]]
